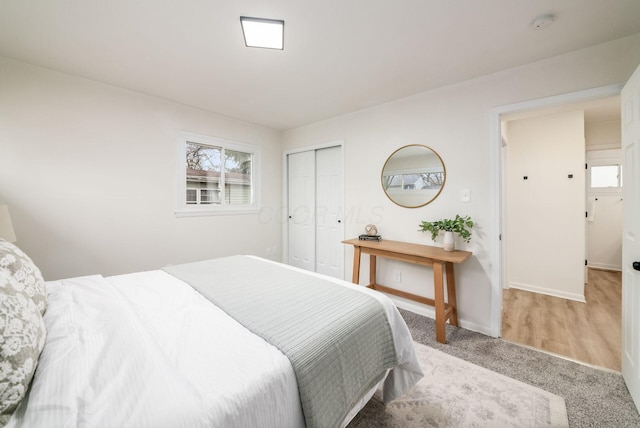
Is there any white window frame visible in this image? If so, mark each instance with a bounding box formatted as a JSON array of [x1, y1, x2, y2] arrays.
[[589, 164, 623, 189], [586, 149, 623, 195], [176, 131, 261, 216]]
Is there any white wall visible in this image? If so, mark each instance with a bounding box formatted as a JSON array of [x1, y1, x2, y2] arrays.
[[282, 33, 640, 335], [506, 110, 586, 302], [0, 57, 283, 280], [586, 119, 622, 150]]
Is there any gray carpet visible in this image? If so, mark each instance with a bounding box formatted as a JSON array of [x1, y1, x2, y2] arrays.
[[390, 308, 639, 427]]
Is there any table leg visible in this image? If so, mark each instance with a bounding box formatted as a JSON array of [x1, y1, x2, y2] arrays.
[[351, 246, 361, 284], [369, 254, 377, 287], [445, 262, 459, 326], [433, 261, 446, 343]]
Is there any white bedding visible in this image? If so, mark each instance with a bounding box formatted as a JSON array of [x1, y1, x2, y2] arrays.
[[8, 258, 422, 428]]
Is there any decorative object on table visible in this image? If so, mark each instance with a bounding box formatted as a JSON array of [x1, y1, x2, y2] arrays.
[[418, 215, 473, 251], [364, 224, 378, 236], [360, 224, 382, 241], [359, 234, 382, 242]]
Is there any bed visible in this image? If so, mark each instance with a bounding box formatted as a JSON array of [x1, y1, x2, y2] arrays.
[[0, 239, 423, 427]]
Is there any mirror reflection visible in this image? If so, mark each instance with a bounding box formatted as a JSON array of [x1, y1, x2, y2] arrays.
[[381, 144, 446, 208]]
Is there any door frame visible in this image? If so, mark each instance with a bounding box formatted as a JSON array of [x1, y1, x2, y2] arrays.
[[489, 84, 624, 338], [282, 140, 345, 276]]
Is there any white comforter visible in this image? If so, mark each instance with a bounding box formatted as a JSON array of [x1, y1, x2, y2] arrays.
[[9, 258, 422, 428]]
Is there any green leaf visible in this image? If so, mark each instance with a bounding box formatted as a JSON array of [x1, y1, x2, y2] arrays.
[[417, 215, 474, 243]]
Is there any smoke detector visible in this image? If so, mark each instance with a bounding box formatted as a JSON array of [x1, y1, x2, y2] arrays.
[[531, 14, 554, 30]]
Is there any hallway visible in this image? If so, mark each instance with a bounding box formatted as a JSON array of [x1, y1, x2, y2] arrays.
[[501, 268, 621, 371]]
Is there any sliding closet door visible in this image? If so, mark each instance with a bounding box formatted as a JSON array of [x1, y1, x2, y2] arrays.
[[315, 146, 343, 278], [287, 151, 315, 272], [287, 145, 344, 279]]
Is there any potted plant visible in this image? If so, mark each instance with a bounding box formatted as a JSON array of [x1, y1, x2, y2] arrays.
[[418, 215, 474, 251]]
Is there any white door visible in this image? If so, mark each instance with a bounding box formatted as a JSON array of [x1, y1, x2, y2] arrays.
[[621, 63, 640, 411], [315, 146, 344, 278], [287, 151, 315, 271]]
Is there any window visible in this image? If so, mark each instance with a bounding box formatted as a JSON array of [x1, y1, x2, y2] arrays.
[[177, 132, 260, 215], [590, 164, 623, 188], [586, 149, 623, 194]]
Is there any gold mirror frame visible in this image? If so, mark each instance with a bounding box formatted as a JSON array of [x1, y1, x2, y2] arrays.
[[381, 144, 446, 208]]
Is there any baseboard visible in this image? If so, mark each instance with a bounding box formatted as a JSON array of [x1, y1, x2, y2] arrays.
[[509, 281, 586, 303], [387, 294, 494, 337], [389, 295, 435, 319], [588, 263, 622, 272]]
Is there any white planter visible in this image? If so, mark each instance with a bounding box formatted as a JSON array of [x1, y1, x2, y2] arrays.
[[443, 231, 455, 251]]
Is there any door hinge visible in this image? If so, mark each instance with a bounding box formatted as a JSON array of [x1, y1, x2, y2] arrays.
[[585, 259, 588, 266], [585, 163, 588, 170], [586, 211, 588, 218], [499, 234, 502, 241]]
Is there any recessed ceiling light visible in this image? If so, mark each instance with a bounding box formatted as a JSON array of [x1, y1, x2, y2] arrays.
[[531, 14, 554, 30], [240, 16, 284, 50]]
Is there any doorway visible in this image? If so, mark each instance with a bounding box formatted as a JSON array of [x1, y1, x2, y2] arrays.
[[501, 269, 622, 370], [285, 142, 344, 279], [491, 86, 624, 369]]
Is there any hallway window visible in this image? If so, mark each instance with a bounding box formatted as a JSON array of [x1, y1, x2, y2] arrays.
[[590, 164, 622, 188]]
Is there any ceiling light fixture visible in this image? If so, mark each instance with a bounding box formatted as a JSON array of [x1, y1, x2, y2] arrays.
[[531, 14, 554, 30], [240, 16, 284, 50]]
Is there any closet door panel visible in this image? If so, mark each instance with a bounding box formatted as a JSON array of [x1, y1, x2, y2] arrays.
[[316, 146, 343, 278], [287, 151, 315, 271]]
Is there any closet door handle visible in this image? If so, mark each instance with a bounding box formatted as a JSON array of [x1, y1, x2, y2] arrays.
[[633, 261, 640, 271]]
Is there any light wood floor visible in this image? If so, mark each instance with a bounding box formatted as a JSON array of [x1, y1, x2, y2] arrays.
[[501, 268, 622, 371]]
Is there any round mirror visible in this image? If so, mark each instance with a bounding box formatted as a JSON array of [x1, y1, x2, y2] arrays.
[[381, 144, 446, 208]]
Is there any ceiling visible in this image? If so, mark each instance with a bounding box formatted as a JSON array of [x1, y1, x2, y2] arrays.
[[1, 1, 639, 130], [502, 95, 621, 124]]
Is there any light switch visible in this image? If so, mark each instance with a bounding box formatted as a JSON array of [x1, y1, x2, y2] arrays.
[[461, 189, 471, 203]]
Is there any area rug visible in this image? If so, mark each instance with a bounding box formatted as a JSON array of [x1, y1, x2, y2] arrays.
[[348, 342, 569, 427]]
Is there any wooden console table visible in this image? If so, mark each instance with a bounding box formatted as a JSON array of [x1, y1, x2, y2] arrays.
[[342, 238, 472, 344]]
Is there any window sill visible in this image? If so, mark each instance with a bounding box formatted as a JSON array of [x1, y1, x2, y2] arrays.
[[175, 206, 261, 217]]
